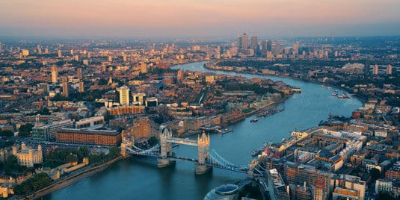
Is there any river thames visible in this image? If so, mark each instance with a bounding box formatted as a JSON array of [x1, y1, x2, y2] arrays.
[[43, 61, 362, 200]]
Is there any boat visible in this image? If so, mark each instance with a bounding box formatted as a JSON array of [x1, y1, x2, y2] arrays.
[[251, 149, 262, 157], [250, 118, 259, 123], [257, 108, 284, 118], [217, 128, 233, 134], [338, 93, 350, 99]]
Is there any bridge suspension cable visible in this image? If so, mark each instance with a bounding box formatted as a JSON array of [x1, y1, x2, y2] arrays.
[[206, 148, 248, 171]]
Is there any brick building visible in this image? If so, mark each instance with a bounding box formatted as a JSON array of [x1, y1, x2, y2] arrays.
[[56, 128, 121, 146]]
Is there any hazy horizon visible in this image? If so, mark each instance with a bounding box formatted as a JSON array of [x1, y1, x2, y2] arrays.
[[1, 0, 400, 38]]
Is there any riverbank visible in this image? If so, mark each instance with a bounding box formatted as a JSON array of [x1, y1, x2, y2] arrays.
[[18, 156, 125, 200], [204, 62, 366, 105], [180, 98, 286, 138]]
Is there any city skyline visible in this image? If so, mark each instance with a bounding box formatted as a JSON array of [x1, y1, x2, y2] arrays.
[[1, 0, 400, 38]]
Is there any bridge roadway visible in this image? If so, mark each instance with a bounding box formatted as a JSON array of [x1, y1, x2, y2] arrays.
[[166, 138, 198, 146], [125, 144, 250, 174]]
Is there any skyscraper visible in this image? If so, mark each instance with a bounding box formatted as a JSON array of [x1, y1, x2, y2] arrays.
[[292, 42, 299, 55], [272, 41, 281, 56], [373, 64, 379, 75], [77, 68, 83, 80], [267, 40, 273, 51], [387, 65, 392, 75], [237, 33, 248, 50], [140, 63, 147, 73], [58, 50, 62, 58], [51, 65, 58, 83], [250, 36, 258, 50], [79, 82, 84, 93], [117, 86, 130, 106], [62, 76, 69, 97], [37, 45, 42, 54], [261, 40, 268, 51]]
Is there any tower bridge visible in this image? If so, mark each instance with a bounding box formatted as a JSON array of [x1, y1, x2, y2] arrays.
[[121, 127, 262, 176]]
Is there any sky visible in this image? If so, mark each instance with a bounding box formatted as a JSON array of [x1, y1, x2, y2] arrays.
[[0, 0, 400, 38]]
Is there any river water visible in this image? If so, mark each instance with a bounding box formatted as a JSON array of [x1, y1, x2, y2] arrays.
[[43, 61, 362, 200]]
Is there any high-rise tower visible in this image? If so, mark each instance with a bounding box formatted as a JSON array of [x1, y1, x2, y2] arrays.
[[51, 65, 58, 83], [117, 85, 130, 106], [62, 76, 69, 97], [237, 33, 249, 50]]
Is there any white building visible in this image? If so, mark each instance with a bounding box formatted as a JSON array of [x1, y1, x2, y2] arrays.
[[12, 143, 43, 167], [117, 86, 130, 106], [375, 179, 392, 194], [76, 116, 104, 129]]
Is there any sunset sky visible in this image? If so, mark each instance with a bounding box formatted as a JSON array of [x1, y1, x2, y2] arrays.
[[1, 0, 399, 38]]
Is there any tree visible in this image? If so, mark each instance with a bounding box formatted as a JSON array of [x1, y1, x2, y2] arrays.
[[370, 168, 380, 181], [148, 137, 158, 146], [66, 154, 78, 163], [19, 123, 34, 137], [5, 155, 28, 176], [52, 93, 69, 101], [98, 78, 108, 85], [14, 173, 51, 195], [0, 130, 14, 137], [378, 192, 395, 200]]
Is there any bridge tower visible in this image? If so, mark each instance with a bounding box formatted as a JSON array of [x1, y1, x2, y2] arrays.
[[120, 136, 134, 157], [157, 127, 173, 168], [247, 159, 258, 178], [195, 131, 211, 175]]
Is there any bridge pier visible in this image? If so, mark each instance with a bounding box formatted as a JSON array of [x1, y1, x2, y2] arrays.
[[157, 158, 174, 168], [195, 164, 212, 175]]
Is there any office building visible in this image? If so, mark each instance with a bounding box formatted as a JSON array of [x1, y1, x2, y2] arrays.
[[262, 40, 268, 51], [237, 33, 249, 50], [132, 93, 146, 105], [146, 97, 158, 107], [293, 42, 299, 55], [32, 119, 73, 141], [272, 41, 281, 56], [250, 36, 258, 50], [267, 40, 273, 51]]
